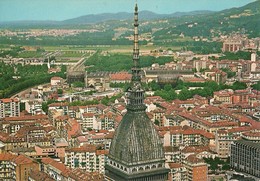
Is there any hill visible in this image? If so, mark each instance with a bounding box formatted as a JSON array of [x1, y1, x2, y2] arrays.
[[153, 0, 260, 42], [0, 10, 213, 28], [62, 10, 213, 24]]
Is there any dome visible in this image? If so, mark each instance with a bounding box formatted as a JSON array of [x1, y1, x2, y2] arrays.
[[109, 110, 164, 165]]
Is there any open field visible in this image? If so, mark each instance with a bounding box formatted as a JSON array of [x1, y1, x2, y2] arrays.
[[43, 45, 182, 53], [16, 51, 43, 58]]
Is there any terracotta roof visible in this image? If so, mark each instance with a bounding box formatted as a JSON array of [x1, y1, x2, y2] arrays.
[[110, 72, 132, 81], [41, 157, 70, 177], [0, 153, 17, 161], [182, 146, 210, 154], [186, 154, 204, 164], [66, 145, 96, 153], [82, 113, 95, 117], [29, 170, 55, 181], [13, 154, 36, 165], [48, 102, 69, 107], [69, 168, 104, 181], [96, 150, 109, 155], [164, 146, 179, 152], [0, 98, 19, 103], [2, 114, 48, 121], [104, 132, 114, 139], [51, 76, 63, 81], [168, 162, 183, 169], [242, 131, 260, 137]]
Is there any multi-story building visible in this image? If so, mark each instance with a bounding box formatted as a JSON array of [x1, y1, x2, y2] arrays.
[[204, 69, 227, 84], [183, 155, 208, 181], [65, 145, 108, 174], [232, 90, 250, 104], [215, 130, 237, 158], [98, 112, 115, 131], [167, 163, 187, 181], [0, 98, 20, 118], [40, 157, 105, 181], [41, 157, 71, 181], [29, 170, 55, 181], [81, 113, 100, 132], [0, 153, 39, 181], [213, 90, 233, 104], [161, 126, 214, 148], [25, 100, 44, 115], [230, 139, 260, 178]]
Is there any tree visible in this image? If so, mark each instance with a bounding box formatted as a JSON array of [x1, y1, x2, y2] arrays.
[[72, 81, 85, 88], [252, 81, 260, 90], [57, 89, 63, 95], [154, 119, 160, 126], [178, 88, 191, 100], [232, 81, 247, 90], [205, 81, 219, 91], [148, 81, 161, 91], [164, 84, 172, 91], [221, 68, 236, 78]]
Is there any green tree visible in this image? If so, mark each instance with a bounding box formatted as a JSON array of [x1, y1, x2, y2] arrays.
[[164, 84, 172, 91], [72, 81, 85, 88], [154, 119, 160, 126], [232, 81, 247, 90], [252, 81, 260, 90], [148, 81, 161, 91], [57, 89, 63, 95], [178, 88, 191, 100]]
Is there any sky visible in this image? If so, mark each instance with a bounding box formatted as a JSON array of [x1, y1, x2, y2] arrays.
[[0, 0, 256, 22]]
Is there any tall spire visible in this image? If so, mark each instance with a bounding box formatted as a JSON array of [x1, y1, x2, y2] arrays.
[[105, 3, 169, 180], [132, 3, 141, 84], [127, 3, 145, 111]]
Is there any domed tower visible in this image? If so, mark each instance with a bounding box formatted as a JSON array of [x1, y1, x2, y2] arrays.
[[105, 3, 169, 181]]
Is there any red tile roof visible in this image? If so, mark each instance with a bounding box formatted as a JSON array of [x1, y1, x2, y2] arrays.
[[168, 162, 183, 169], [2, 114, 48, 121], [0, 98, 19, 103], [41, 157, 70, 177], [29, 170, 55, 181], [110, 72, 132, 81]]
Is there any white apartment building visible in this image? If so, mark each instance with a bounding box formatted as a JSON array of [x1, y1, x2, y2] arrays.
[[65, 145, 108, 174], [0, 98, 20, 118]]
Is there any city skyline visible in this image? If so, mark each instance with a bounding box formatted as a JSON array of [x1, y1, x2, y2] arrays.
[[0, 0, 256, 22]]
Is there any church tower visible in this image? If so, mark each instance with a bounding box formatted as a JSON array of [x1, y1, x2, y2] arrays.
[[105, 3, 169, 181]]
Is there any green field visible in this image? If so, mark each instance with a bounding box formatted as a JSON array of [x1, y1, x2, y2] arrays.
[[43, 45, 182, 53], [16, 51, 43, 58]]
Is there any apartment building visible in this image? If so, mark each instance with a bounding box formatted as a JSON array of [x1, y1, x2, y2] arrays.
[[230, 139, 260, 178], [65, 145, 108, 174], [0, 153, 39, 181], [0, 98, 20, 118]]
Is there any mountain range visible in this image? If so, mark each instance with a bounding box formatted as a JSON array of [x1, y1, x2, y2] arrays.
[[0, 10, 213, 26], [0, 0, 260, 38], [62, 10, 214, 24]]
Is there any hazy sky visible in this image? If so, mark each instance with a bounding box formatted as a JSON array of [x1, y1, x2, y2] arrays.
[[0, 0, 256, 22]]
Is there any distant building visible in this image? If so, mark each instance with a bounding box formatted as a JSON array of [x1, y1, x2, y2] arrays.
[[109, 72, 131, 83], [50, 76, 64, 87], [86, 72, 110, 91], [222, 38, 245, 52], [204, 69, 227, 84], [0, 98, 20, 118]]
